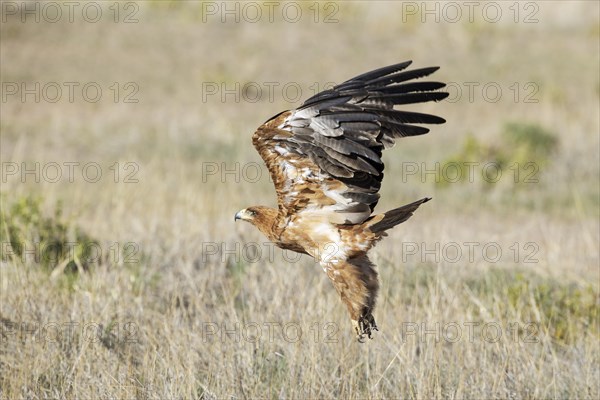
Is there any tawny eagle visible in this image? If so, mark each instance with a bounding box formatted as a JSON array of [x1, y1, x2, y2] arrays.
[[235, 61, 447, 341]]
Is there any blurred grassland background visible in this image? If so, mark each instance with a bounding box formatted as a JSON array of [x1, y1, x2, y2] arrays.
[[1, 0, 599, 398]]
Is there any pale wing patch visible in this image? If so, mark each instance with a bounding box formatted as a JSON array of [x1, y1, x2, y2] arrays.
[[274, 145, 290, 156], [323, 188, 352, 205]]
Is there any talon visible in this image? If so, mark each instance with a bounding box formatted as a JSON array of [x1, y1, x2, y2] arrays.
[[354, 312, 377, 342], [353, 320, 366, 342]]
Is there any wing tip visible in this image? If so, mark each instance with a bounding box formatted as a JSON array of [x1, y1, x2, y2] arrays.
[[350, 60, 414, 82], [435, 92, 450, 102]]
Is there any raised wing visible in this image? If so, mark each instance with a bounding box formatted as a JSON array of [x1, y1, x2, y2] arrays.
[[252, 61, 448, 224]]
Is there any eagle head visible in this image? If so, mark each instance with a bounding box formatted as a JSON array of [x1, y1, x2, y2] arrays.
[[234, 207, 258, 222], [234, 206, 277, 225], [234, 206, 279, 240]]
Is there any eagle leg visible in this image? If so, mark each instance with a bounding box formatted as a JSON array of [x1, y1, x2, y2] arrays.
[[355, 310, 378, 342]]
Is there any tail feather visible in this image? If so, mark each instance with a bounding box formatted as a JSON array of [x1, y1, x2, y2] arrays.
[[368, 197, 431, 233]]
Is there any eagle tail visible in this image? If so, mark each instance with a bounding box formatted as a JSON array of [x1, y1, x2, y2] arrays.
[[368, 197, 431, 233]]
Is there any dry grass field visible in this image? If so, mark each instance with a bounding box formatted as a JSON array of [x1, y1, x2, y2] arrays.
[[1, 1, 599, 398]]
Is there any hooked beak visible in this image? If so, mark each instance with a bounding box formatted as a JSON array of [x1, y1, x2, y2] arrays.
[[234, 210, 243, 221]]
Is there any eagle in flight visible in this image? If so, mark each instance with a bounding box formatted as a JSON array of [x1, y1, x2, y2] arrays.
[[235, 61, 448, 341]]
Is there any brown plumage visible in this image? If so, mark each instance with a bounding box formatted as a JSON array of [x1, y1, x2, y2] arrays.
[[235, 61, 448, 341]]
